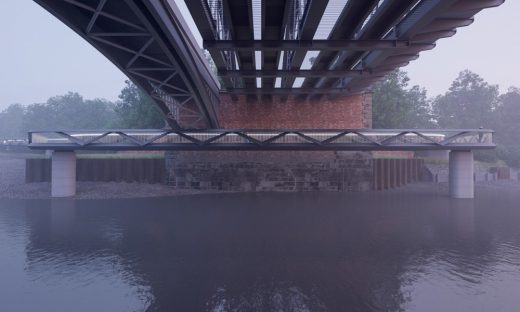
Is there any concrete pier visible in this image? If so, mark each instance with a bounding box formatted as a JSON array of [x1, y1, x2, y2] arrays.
[[51, 151, 76, 197], [449, 150, 474, 198]]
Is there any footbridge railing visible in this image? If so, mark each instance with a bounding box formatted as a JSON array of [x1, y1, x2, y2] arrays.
[[28, 129, 494, 151]]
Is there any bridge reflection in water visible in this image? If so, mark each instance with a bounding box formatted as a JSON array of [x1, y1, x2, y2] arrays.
[[2, 188, 520, 311]]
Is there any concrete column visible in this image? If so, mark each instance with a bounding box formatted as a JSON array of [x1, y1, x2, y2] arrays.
[[449, 150, 474, 199], [51, 151, 76, 197]]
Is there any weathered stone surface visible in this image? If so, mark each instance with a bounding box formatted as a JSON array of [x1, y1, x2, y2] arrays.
[[165, 151, 373, 192], [165, 91, 375, 192]]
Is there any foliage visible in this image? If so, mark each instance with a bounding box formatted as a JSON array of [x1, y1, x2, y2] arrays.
[[0, 82, 166, 139], [372, 70, 434, 128], [496, 145, 520, 168], [0, 93, 118, 139], [22, 92, 118, 131], [474, 149, 499, 163], [493, 87, 520, 146], [428, 71, 520, 167], [374, 69, 519, 167], [432, 70, 499, 128], [114, 81, 165, 129], [0, 103, 25, 139]]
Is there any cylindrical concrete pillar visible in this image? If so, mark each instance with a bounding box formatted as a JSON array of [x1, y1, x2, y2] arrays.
[[51, 151, 76, 197], [449, 150, 474, 199]]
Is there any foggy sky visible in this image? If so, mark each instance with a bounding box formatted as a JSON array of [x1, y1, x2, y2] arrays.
[[1, 0, 518, 110]]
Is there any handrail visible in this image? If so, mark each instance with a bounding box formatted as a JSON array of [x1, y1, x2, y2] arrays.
[[27, 129, 495, 151]]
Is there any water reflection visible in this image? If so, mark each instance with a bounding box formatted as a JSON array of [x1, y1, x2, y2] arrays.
[[1, 188, 520, 311]]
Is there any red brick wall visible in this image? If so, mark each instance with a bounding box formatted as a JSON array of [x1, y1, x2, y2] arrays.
[[218, 94, 371, 129]]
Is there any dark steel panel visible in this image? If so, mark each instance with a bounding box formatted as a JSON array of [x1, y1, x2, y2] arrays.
[[204, 39, 431, 51]]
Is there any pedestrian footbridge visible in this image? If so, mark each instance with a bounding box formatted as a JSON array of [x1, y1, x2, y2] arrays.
[[28, 128, 493, 199], [28, 129, 494, 151]]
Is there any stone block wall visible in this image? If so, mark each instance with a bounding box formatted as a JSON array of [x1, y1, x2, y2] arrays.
[[165, 151, 373, 192], [165, 92, 375, 192]]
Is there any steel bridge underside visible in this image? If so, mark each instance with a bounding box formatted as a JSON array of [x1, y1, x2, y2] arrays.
[[34, 0, 221, 130], [189, 0, 503, 100], [34, 0, 503, 129]]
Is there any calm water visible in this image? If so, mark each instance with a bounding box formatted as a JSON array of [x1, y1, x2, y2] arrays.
[[1, 187, 520, 312]]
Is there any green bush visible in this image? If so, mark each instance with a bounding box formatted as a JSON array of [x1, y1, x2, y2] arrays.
[[496, 145, 520, 168], [474, 149, 498, 163]]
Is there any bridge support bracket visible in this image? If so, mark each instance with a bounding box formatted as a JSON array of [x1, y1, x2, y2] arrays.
[[449, 150, 474, 199], [51, 151, 76, 197]]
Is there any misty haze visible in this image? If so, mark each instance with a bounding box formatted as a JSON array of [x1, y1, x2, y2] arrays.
[[1, 1, 520, 311]]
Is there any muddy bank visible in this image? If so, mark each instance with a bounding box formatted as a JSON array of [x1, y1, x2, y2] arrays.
[[1, 154, 519, 199]]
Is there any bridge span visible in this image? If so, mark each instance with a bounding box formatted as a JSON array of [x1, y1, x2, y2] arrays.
[[29, 1, 503, 199], [29, 129, 493, 151], [29, 129, 493, 199]]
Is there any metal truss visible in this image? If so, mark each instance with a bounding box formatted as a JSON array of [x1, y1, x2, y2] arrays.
[[28, 129, 495, 151], [35, 0, 504, 101], [34, 0, 220, 129], [204, 39, 433, 51], [187, 0, 504, 98]]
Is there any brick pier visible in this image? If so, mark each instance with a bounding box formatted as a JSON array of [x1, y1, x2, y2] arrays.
[[166, 93, 379, 192]]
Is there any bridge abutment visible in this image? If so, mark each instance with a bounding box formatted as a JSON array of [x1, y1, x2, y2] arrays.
[[51, 151, 76, 197], [449, 150, 474, 198], [166, 93, 376, 192]]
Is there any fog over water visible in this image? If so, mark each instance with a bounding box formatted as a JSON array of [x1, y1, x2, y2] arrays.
[[2, 188, 520, 311]]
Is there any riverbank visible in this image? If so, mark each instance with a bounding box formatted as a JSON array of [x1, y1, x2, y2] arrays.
[[2, 154, 519, 199], [0, 154, 223, 199]]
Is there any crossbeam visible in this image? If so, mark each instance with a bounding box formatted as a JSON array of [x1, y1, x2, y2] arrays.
[[220, 88, 354, 95], [28, 129, 495, 151], [217, 66, 399, 78], [204, 40, 433, 51], [218, 69, 365, 78]]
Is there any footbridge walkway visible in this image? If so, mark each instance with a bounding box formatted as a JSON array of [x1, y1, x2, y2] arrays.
[[29, 129, 493, 151], [28, 129, 493, 199]]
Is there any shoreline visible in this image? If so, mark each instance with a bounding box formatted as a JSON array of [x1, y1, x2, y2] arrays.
[[1, 155, 519, 200]]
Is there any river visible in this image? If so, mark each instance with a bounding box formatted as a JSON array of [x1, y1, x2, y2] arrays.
[[1, 187, 520, 311]]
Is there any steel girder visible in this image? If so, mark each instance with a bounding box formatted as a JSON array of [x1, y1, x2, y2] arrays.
[[36, 0, 505, 102], [34, 0, 220, 129], [184, 0, 243, 98], [204, 39, 433, 51], [28, 129, 495, 151], [187, 0, 503, 98], [343, 0, 505, 94]]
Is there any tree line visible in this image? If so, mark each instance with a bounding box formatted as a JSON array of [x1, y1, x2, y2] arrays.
[[0, 81, 164, 139], [1, 70, 519, 166], [372, 69, 520, 167]]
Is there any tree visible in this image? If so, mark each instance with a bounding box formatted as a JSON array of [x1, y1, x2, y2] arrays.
[[493, 87, 520, 145], [0, 104, 25, 139], [114, 81, 165, 128], [372, 70, 433, 128], [22, 92, 117, 131], [433, 70, 498, 128]]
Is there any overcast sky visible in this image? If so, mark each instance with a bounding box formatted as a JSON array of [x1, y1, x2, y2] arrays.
[[0, 0, 518, 110]]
